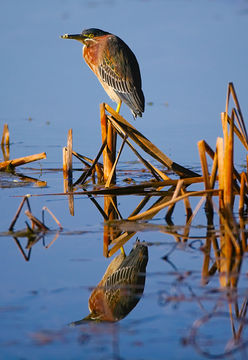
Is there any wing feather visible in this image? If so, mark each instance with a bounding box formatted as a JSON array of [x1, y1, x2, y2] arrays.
[[98, 35, 145, 117]]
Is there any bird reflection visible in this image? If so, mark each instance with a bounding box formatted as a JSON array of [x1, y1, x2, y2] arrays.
[[72, 241, 148, 324]]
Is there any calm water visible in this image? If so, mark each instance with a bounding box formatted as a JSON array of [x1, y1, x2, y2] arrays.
[[1, 0, 248, 359]]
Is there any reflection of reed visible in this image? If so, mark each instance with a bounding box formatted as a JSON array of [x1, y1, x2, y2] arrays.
[[72, 242, 148, 323], [8, 197, 62, 261], [156, 83, 248, 360]]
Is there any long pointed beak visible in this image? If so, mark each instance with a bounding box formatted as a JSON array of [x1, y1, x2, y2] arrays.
[[69, 313, 96, 327], [60, 33, 85, 43]]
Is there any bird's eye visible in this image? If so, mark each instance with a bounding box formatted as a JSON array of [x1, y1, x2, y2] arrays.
[[87, 33, 94, 38]]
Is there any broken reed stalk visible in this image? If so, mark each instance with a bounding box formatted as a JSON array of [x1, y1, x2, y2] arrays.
[[26, 176, 212, 198], [1, 123, 10, 146], [25, 210, 49, 231], [239, 172, 247, 215], [226, 82, 248, 146], [104, 103, 199, 178], [223, 112, 234, 208], [63, 147, 67, 176], [62, 129, 74, 216], [228, 112, 248, 151], [0, 152, 46, 171], [71, 151, 103, 183], [100, 103, 116, 184], [67, 128, 73, 186], [63, 147, 69, 193], [217, 137, 225, 209], [198, 140, 211, 191], [109, 116, 162, 180], [105, 135, 127, 188], [14, 173, 47, 187], [108, 114, 169, 181], [128, 189, 220, 221], [42, 206, 63, 230], [9, 195, 32, 231], [217, 110, 240, 286], [165, 179, 184, 222], [197, 140, 214, 216], [78, 138, 107, 184]]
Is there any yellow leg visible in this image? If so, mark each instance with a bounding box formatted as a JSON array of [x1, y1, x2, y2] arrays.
[[116, 101, 122, 114], [120, 246, 126, 257]]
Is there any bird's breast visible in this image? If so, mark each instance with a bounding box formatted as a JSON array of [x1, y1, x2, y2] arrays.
[[83, 45, 98, 73]]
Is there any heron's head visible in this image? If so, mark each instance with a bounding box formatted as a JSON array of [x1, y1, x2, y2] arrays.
[[60, 28, 110, 46]]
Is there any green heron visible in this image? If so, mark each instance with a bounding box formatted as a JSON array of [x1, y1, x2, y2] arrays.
[[70, 242, 148, 324], [61, 28, 145, 118]]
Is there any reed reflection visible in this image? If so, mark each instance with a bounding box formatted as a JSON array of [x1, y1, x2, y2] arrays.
[[158, 215, 248, 359], [72, 241, 148, 323]]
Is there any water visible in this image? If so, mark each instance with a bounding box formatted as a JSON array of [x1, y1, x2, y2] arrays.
[[1, 0, 248, 359]]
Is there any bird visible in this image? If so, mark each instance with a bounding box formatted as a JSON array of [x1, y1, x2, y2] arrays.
[[70, 241, 148, 323], [61, 28, 145, 118]]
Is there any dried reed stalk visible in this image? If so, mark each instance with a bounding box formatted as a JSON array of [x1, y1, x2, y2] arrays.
[[128, 189, 219, 221], [77, 138, 107, 185], [239, 215, 247, 252], [198, 140, 210, 190], [9, 195, 31, 231], [226, 82, 248, 147], [209, 151, 218, 189], [72, 150, 103, 181], [198, 140, 214, 216], [63, 147, 68, 193], [63, 147, 67, 176], [224, 113, 234, 208], [108, 115, 169, 181], [239, 172, 247, 215], [105, 135, 127, 188], [1, 123, 9, 146], [0, 152, 46, 171], [28, 176, 213, 199], [62, 131, 74, 215], [197, 140, 218, 195], [67, 129, 73, 186], [165, 179, 184, 222], [128, 196, 151, 218], [71, 151, 90, 167], [217, 134, 233, 285], [105, 103, 199, 178], [100, 103, 117, 184], [216, 137, 224, 208], [25, 210, 49, 231], [100, 103, 108, 179], [227, 112, 248, 150], [42, 206, 63, 230]]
